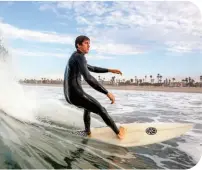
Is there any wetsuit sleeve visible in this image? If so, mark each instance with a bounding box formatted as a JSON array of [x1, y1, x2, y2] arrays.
[[87, 64, 108, 73], [76, 55, 108, 95]]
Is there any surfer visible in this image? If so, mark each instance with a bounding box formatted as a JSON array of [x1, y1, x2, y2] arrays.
[[63, 35, 125, 139]]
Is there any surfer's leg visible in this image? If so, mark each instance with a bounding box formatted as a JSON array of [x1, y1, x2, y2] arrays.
[[69, 92, 125, 138], [98, 106, 120, 135], [83, 109, 91, 134], [79, 93, 120, 135]]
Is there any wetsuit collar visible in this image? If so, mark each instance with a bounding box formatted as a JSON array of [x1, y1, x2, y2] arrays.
[[77, 49, 85, 55]]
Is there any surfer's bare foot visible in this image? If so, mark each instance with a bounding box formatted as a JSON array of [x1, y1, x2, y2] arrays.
[[87, 131, 91, 137], [117, 126, 126, 139]]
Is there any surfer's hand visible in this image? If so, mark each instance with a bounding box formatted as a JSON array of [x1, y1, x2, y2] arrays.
[[109, 69, 122, 75], [107, 92, 115, 104]]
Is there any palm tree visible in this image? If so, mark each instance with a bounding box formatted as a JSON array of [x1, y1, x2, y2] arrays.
[[157, 73, 160, 83], [160, 75, 163, 83], [185, 78, 188, 84], [150, 75, 152, 83], [111, 76, 115, 85]]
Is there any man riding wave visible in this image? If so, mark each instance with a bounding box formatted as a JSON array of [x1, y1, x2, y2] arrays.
[[63, 35, 125, 139]]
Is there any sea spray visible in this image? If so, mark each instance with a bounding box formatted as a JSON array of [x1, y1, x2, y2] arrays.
[[0, 37, 38, 122]]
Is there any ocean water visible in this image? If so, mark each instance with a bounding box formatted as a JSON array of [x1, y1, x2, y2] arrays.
[[0, 81, 201, 169]]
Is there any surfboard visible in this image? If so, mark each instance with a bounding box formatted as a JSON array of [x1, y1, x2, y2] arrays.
[[72, 122, 193, 147]]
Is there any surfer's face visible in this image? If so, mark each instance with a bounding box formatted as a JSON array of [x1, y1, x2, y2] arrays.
[[77, 40, 90, 54]]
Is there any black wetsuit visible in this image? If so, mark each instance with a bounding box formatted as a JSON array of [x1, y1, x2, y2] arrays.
[[63, 50, 119, 135]]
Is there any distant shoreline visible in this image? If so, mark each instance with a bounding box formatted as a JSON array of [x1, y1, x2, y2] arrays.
[[21, 83, 202, 94]]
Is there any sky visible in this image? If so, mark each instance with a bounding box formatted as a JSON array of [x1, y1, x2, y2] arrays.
[[0, 1, 202, 81]]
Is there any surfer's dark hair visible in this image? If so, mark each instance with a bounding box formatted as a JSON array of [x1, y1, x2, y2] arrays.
[[75, 35, 90, 49]]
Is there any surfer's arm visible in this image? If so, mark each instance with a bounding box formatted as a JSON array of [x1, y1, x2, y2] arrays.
[[87, 64, 109, 73], [77, 55, 108, 95], [87, 64, 122, 75]]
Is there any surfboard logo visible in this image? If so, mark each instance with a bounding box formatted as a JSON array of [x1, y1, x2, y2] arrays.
[[146, 127, 157, 135]]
